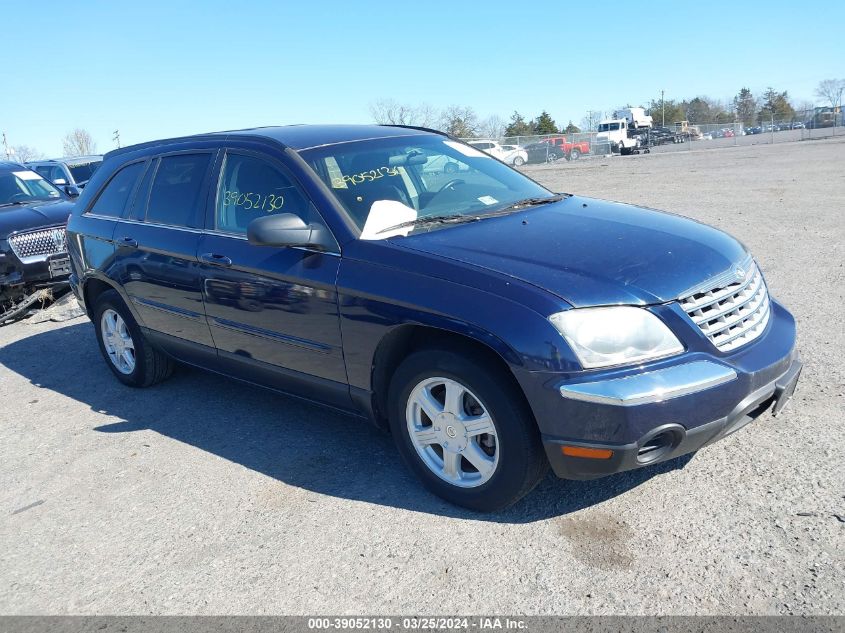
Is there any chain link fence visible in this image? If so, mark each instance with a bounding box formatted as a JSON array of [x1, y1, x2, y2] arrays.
[[460, 107, 842, 164]]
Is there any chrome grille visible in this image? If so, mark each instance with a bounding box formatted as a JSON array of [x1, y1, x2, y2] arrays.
[[8, 227, 68, 260], [680, 262, 771, 352]]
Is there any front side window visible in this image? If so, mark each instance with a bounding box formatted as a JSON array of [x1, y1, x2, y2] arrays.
[[0, 168, 62, 205], [89, 162, 144, 217], [302, 135, 551, 237], [215, 153, 311, 235], [145, 153, 211, 228]]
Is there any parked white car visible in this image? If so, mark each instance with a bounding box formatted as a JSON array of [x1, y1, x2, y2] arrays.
[[500, 144, 528, 166], [468, 140, 527, 166]]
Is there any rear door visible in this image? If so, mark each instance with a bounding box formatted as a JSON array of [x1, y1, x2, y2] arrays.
[[197, 149, 349, 407], [72, 159, 147, 283], [114, 150, 217, 361]]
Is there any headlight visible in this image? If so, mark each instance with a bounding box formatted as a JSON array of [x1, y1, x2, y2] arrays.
[[549, 306, 684, 369]]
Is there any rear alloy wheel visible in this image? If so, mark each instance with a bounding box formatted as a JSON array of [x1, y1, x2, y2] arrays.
[[512, 156, 525, 167], [389, 349, 547, 511], [93, 289, 173, 387], [100, 309, 136, 375], [569, 148, 581, 161]]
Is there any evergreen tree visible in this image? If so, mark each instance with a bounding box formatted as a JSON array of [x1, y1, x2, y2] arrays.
[[503, 111, 534, 137], [534, 111, 558, 135]]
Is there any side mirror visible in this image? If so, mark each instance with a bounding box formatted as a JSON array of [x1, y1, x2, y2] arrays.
[[247, 213, 335, 251], [53, 178, 67, 185], [64, 185, 80, 198]]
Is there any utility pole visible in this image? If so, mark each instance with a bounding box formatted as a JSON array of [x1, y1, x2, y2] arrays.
[[661, 90, 665, 127], [112, 130, 121, 148], [586, 110, 601, 131]]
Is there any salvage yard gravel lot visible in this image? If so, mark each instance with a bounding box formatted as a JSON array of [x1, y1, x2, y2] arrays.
[[1, 137, 843, 615]]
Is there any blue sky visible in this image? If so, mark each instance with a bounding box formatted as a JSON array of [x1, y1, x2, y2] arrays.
[[2, 0, 842, 156]]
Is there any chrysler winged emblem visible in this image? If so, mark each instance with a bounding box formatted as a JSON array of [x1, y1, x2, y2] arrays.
[[51, 229, 66, 252], [733, 264, 747, 281]]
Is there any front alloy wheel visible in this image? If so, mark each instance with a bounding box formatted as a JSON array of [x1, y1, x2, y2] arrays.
[[406, 377, 499, 487], [389, 349, 548, 511]]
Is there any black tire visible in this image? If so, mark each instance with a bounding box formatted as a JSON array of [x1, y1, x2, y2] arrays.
[[388, 349, 548, 512], [512, 156, 525, 166], [443, 162, 458, 174], [93, 289, 173, 387], [569, 148, 581, 161]]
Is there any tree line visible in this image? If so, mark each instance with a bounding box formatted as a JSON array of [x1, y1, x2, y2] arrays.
[[7, 79, 843, 160], [370, 79, 844, 138]]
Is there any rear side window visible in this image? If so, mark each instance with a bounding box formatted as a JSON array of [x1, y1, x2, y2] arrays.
[[89, 162, 145, 217], [145, 153, 211, 228]]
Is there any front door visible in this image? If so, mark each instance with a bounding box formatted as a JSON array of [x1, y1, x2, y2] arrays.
[[198, 150, 349, 407]]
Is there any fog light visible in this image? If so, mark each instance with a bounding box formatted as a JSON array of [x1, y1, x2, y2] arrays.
[[561, 446, 614, 459]]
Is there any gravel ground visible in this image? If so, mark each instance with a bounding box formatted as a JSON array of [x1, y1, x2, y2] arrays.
[[1, 137, 843, 615]]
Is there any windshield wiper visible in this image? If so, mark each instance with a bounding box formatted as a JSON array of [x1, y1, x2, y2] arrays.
[[486, 193, 570, 216], [375, 194, 570, 235], [0, 201, 28, 208], [376, 214, 482, 234]]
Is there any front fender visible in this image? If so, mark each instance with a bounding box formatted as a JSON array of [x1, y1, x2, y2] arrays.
[[337, 256, 578, 392]]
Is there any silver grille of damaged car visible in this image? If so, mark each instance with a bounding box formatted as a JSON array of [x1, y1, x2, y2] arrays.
[[8, 227, 67, 260], [680, 261, 771, 352]]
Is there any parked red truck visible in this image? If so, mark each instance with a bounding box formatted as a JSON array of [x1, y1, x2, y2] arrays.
[[541, 135, 590, 160]]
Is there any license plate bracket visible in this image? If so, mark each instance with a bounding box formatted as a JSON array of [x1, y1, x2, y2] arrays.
[[48, 255, 71, 278]]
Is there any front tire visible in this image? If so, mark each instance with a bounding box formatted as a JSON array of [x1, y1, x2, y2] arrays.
[[388, 349, 547, 512], [93, 289, 173, 387], [512, 156, 525, 166]]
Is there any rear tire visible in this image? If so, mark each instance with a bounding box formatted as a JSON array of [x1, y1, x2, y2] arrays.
[[93, 289, 173, 387], [388, 349, 548, 512], [569, 148, 581, 161], [512, 156, 525, 166]]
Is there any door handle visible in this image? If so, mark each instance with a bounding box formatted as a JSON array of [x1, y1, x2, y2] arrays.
[[118, 236, 137, 248], [199, 253, 233, 267]]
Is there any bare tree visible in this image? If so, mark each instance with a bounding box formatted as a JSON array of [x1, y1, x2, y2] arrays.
[[10, 145, 43, 162], [62, 128, 97, 156], [439, 105, 479, 138], [815, 79, 845, 110], [479, 114, 506, 140], [369, 99, 438, 127]]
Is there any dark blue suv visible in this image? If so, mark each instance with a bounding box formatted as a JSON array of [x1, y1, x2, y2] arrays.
[[66, 125, 801, 511]]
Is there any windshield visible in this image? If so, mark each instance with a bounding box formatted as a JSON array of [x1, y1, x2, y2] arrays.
[[301, 135, 552, 238], [0, 169, 62, 206], [68, 160, 101, 184], [598, 122, 621, 132]]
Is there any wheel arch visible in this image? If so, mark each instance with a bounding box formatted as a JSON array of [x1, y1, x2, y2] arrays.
[[82, 274, 131, 321], [368, 323, 530, 431]]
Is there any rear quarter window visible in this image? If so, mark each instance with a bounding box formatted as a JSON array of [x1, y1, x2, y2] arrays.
[[88, 162, 145, 218]]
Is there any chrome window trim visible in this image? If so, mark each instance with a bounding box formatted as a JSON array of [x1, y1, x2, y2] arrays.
[[559, 360, 738, 406]]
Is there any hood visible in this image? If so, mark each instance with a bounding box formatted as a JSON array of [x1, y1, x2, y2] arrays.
[[393, 195, 748, 307], [0, 199, 74, 238]]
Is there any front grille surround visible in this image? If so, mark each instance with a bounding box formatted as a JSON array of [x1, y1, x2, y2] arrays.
[[679, 260, 771, 352], [8, 227, 68, 261]]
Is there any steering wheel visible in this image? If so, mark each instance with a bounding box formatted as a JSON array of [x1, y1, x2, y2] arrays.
[[437, 178, 465, 195]]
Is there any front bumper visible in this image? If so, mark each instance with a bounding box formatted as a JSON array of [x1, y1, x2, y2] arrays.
[[0, 250, 71, 292], [520, 299, 801, 480]]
